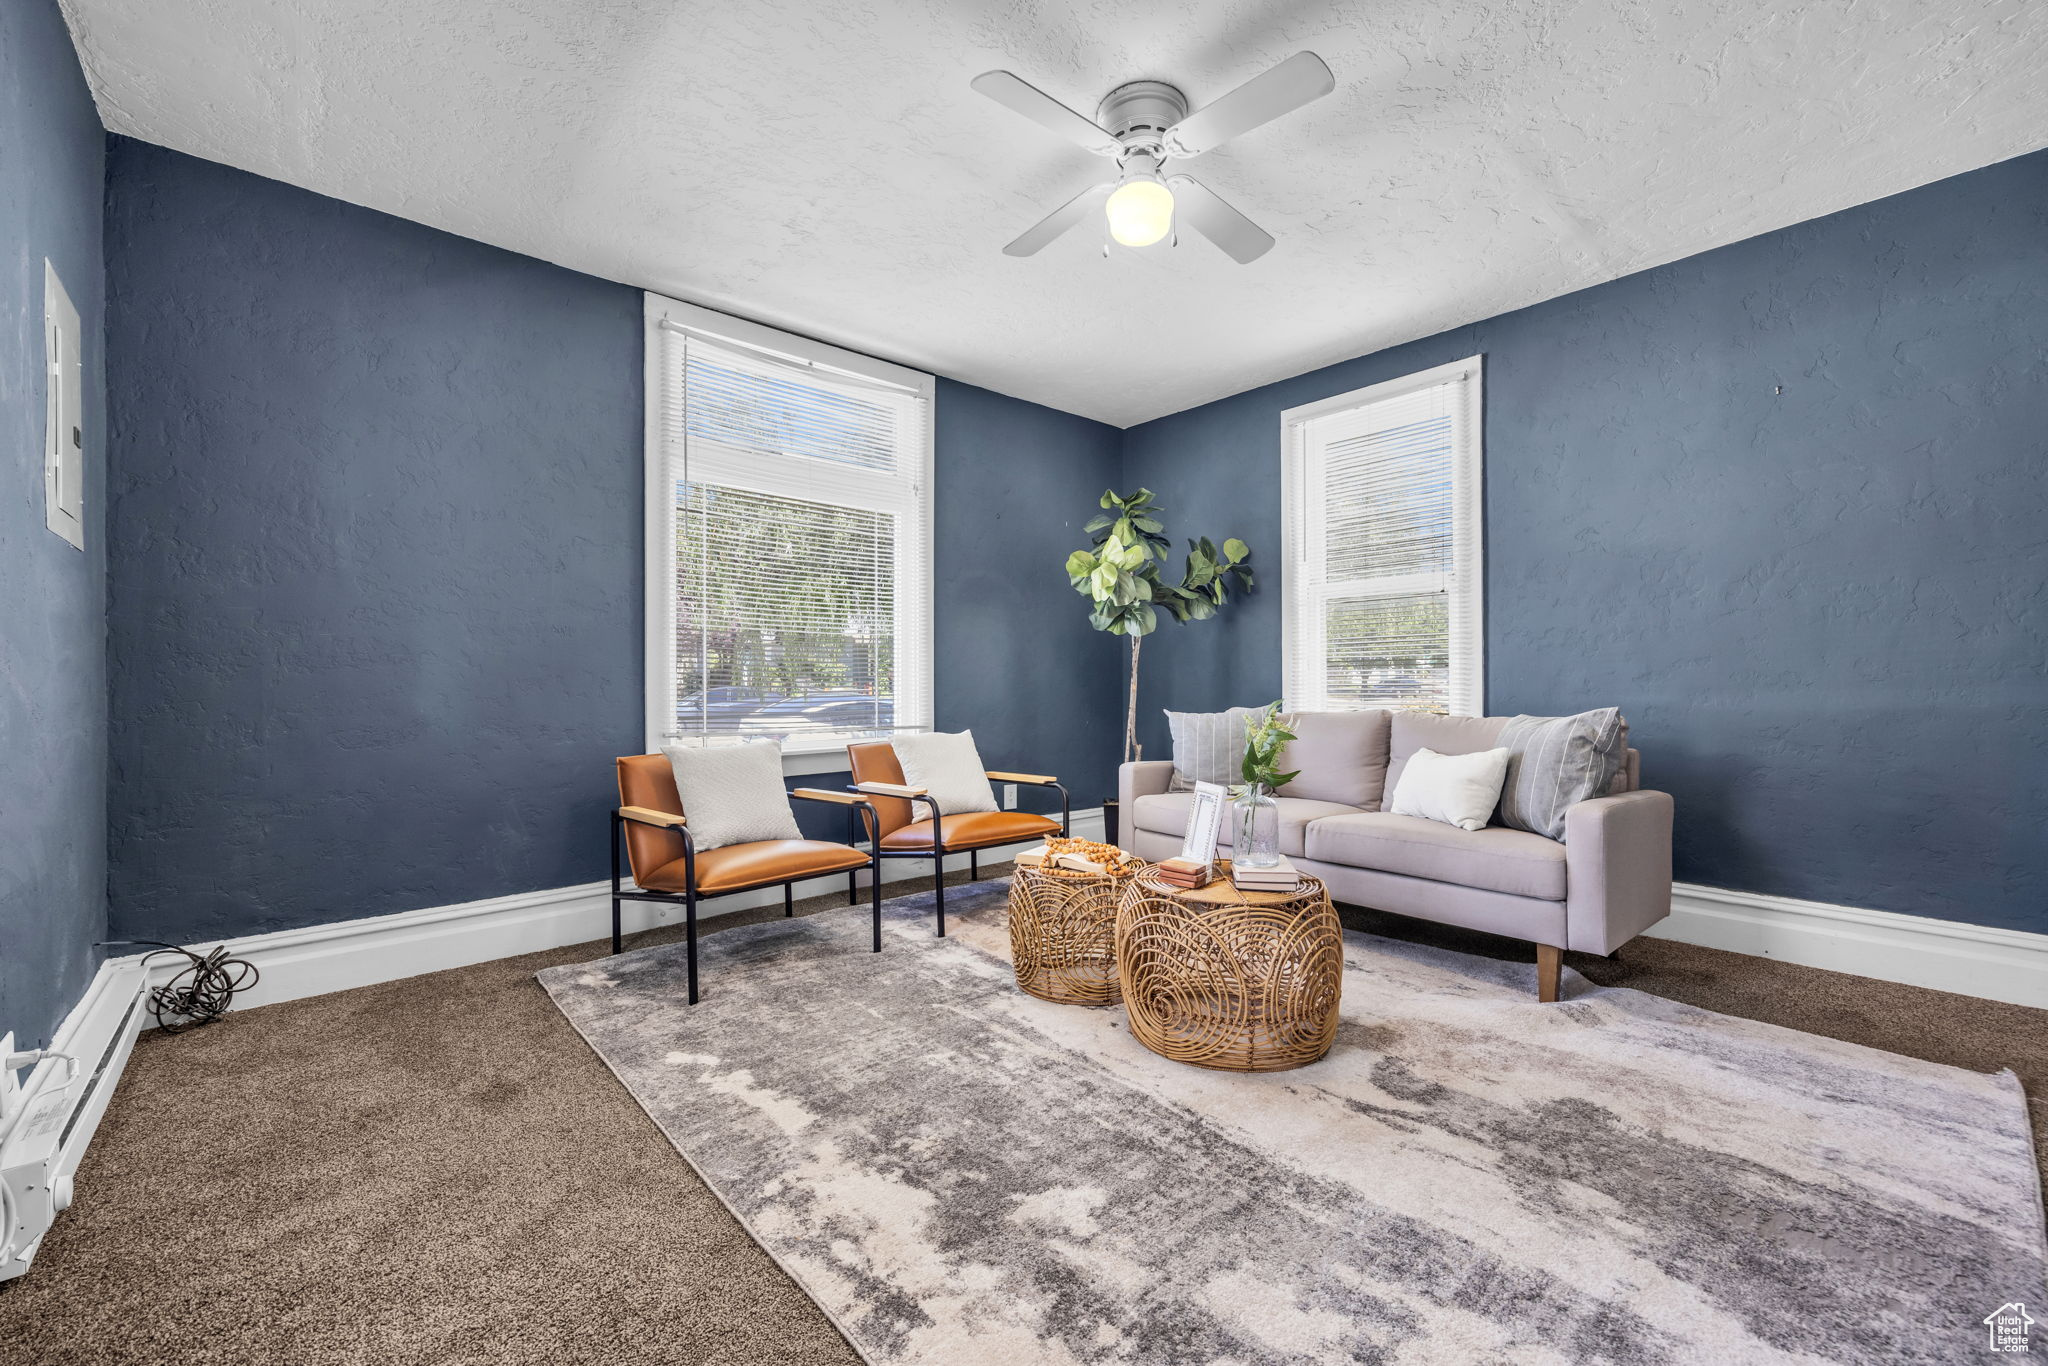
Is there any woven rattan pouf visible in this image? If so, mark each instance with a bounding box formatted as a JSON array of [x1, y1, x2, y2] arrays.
[[1115, 863, 1344, 1071], [1006, 862, 1129, 1006]]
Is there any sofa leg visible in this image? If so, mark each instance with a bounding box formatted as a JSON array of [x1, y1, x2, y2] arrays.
[[1536, 944, 1562, 1003]]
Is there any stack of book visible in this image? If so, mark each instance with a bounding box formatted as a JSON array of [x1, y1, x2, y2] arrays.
[[1153, 857, 1216, 890], [1231, 855, 1303, 895]]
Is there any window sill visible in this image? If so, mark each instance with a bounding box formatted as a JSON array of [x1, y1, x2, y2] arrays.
[[781, 748, 852, 778]]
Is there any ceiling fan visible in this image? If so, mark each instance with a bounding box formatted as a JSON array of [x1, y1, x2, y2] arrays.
[[971, 51, 1334, 264]]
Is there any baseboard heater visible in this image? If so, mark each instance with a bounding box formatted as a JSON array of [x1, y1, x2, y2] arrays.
[[0, 963, 149, 1280]]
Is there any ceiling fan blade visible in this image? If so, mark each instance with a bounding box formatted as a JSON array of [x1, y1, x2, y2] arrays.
[[1166, 176, 1275, 264], [971, 71, 1123, 157], [1162, 51, 1334, 158], [1003, 182, 1114, 256]]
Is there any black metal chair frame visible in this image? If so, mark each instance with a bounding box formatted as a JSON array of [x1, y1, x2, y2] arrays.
[[839, 778, 1069, 937], [610, 792, 883, 1005]]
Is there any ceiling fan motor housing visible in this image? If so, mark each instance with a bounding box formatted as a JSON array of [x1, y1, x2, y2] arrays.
[[1095, 80, 1189, 159]]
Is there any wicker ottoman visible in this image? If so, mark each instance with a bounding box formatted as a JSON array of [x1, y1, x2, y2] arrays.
[[1006, 862, 1128, 1006], [1115, 863, 1344, 1071]]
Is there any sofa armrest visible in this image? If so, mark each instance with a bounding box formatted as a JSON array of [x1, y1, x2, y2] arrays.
[[1564, 790, 1673, 955], [1119, 760, 1175, 814]]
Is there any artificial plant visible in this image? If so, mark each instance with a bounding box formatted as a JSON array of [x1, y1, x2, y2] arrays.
[[1239, 702, 1300, 794], [1064, 489, 1253, 765]]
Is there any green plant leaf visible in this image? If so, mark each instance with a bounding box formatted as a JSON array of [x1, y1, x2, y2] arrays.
[[1223, 537, 1248, 562]]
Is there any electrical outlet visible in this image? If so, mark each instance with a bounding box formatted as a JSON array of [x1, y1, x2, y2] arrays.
[[1002, 783, 1017, 810]]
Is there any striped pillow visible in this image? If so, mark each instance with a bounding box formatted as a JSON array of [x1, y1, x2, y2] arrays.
[[1164, 707, 1258, 791], [1494, 709, 1628, 842]]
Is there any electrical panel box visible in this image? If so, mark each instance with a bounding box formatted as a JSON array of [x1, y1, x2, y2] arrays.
[[43, 260, 83, 551]]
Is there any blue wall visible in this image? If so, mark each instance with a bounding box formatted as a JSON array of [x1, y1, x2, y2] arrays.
[[0, 0, 107, 1047], [104, 139, 645, 945], [103, 141, 1124, 944], [1123, 149, 2048, 934], [92, 132, 2048, 945], [929, 379, 1123, 807]]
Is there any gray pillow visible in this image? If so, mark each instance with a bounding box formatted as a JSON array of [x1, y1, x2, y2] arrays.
[[661, 740, 804, 850], [1494, 708, 1628, 841], [1164, 707, 1258, 790]]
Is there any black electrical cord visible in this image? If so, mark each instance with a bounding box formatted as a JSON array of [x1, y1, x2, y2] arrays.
[[101, 941, 260, 1032]]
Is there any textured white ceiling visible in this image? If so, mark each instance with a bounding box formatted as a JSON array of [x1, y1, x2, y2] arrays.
[[59, 0, 2048, 426]]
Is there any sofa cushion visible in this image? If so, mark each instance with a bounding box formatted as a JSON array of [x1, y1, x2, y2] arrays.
[[1387, 746, 1513, 832], [1277, 710, 1392, 810], [1303, 812, 1567, 901], [1164, 706, 1259, 790], [1385, 713, 1508, 799], [1130, 792, 1363, 858], [1495, 708, 1628, 841]]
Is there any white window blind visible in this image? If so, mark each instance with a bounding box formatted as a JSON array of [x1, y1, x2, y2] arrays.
[[1282, 356, 1484, 716], [645, 296, 933, 758]]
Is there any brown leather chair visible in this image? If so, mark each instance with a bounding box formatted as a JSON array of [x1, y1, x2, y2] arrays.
[[844, 742, 1068, 936], [612, 754, 882, 1004]]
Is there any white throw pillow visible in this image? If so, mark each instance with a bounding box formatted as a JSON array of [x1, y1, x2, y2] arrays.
[[891, 731, 999, 816], [660, 741, 804, 851], [1388, 746, 1513, 832]]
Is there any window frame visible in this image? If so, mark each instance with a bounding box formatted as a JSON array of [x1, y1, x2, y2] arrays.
[[642, 294, 936, 773], [1279, 355, 1485, 717]]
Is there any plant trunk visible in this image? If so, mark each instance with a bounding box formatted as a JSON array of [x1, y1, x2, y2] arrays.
[[1124, 633, 1143, 765]]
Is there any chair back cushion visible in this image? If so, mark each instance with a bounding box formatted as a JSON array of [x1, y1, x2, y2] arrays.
[[617, 754, 688, 883], [661, 741, 804, 850], [849, 741, 914, 837], [1277, 710, 1393, 809], [891, 731, 999, 815]]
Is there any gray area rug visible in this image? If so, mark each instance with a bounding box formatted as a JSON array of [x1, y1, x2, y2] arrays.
[[540, 881, 2048, 1364]]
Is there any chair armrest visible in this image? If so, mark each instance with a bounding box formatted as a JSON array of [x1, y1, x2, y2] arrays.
[[986, 770, 1057, 785], [1564, 790, 1673, 955], [1119, 760, 1175, 811], [618, 806, 687, 829], [854, 781, 927, 798], [790, 788, 865, 805]]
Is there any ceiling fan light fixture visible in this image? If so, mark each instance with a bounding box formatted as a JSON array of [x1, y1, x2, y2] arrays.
[[1106, 173, 1174, 247], [976, 52, 1331, 263]]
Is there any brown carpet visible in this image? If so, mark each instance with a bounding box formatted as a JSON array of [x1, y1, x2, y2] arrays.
[[3, 869, 2043, 1366]]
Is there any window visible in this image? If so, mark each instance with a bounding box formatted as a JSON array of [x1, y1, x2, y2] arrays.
[[644, 296, 933, 761], [1281, 356, 1483, 716]]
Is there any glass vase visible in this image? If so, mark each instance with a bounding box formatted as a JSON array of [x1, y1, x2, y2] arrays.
[[1235, 785, 1281, 868]]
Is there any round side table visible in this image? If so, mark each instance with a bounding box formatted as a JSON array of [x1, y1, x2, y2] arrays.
[[1007, 863, 1130, 1006], [1115, 864, 1343, 1071]]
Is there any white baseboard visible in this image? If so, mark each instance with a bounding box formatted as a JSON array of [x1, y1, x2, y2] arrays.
[[114, 808, 1102, 1013], [1649, 882, 2048, 1010]]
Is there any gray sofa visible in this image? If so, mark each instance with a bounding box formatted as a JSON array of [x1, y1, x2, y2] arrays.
[[1117, 711, 1673, 1001]]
